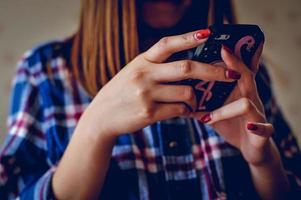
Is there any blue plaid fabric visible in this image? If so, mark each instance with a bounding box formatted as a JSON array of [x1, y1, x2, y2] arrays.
[[0, 39, 301, 200]]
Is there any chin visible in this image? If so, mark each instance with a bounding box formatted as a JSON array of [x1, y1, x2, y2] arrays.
[[142, 0, 191, 29]]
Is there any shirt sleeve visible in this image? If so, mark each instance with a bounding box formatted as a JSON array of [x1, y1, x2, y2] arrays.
[[0, 56, 57, 200], [256, 62, 301, 197]]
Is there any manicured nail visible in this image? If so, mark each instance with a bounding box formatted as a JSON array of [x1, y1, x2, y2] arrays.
[[222, 45, 233, 54], [225, 69, 241, 80], [200, 113, 212, 123], [194, 29, 211, 40], [247, 122, 258, 131]]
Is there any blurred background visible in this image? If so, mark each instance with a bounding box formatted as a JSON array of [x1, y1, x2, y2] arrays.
[[0, 0, 300, 143]]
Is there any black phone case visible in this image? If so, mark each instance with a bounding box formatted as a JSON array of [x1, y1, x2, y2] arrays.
[[182, 24, 265, 112]]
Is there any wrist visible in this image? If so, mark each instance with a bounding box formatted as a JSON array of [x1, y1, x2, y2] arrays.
[[247, 140, 290, 200], [248, 139, 281, 168], [75, 106, 118, 144]]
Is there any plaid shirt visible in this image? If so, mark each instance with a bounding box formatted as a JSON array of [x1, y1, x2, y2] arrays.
[[0, 39, 301, 200]]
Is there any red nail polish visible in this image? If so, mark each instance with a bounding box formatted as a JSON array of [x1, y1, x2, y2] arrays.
[[247, 122, 258, 131], [226, 69, 241, 80], [200, 113, 211, 123], [222, 45, 233, 54], [194, 29, 211, 40]]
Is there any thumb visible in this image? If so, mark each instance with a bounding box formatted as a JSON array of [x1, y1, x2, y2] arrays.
[[250, 42, 264, 72]]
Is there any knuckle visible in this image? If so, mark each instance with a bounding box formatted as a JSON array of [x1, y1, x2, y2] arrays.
[[213, 67, 225, 79], [139, 52, 148, 61], [211, 111, 218, 121], [227, 58, 237, 68], [133, 53, 143, 61], [240, 97, 254, 113], [135, 87, 149, 99], [130, 69, 145, 82], [139, 106, 154, 120], [268, 124, 275, 135], [183, 87, 195, 101], [178, 104, 188, 115], [243, 87, 254, 98], [181, 34, 191, 44], [178, 105, 186, 115], [179, 60, 192, 78], [245, 70, 256, 80], [158, 37, 170, 49]]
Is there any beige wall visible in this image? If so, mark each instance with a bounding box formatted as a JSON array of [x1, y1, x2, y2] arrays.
[[234, 0, 301, 143], [0, 0, 80, 142], [0, 0, 300, 143]]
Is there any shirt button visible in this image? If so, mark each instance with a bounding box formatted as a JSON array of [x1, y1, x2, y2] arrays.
[[168, 141, 178, 149], [216, 191, 227, 200], [13, 167, 21, 175], [238, 191, 244, 198], [8, 157, 15, 165]]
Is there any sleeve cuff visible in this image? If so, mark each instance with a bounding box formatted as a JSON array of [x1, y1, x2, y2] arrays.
[[33, 166, 57, 200]]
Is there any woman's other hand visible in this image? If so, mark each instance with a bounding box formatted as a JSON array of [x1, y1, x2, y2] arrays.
[[191, 43, 279, 166]]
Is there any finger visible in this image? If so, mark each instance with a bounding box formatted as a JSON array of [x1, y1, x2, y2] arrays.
[[250, 42, 264, 72], [153, 103, 191, 121], [246, 122, 274, 138], [151, 60, 241, 82], [221, 45, 248, 73], [152, 85, 197, 111], [143, 29, 211, 63], [221, 45, 260, 102], [188, 111, 208, 119], [196, 97, 265, 124]]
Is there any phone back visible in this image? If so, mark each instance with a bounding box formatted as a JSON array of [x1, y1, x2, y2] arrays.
[[185, 24, 265, 111]]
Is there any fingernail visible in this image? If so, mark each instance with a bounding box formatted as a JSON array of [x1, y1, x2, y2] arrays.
[[222, 45, 233, 54], [225, 69, 241, 80], [247, 122, 258, 131], [200, 113, 212, 123], [194, 29, 211, 40]]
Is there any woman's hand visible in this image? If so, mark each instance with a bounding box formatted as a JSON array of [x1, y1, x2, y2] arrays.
[[190, 44, 291, 200], [191, 44, 290, 200], [191, 43, 279, 166], [84, 29, 241, 138]]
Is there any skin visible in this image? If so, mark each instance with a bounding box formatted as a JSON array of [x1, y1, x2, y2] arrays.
[[191, 45, 290, 200], [52, 1, 290, 199]]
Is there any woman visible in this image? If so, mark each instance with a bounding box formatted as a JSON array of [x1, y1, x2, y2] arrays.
[[0, 0, 300, 199]]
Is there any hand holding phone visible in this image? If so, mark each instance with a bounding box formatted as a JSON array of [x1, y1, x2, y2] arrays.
[[181, 24, 265, 111]]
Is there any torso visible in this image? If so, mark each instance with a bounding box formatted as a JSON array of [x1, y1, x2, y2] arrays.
[[24, 39, 265, 200]]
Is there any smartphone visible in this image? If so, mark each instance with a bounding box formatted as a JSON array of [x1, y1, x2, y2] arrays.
[[182, 24, 265, 112]]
